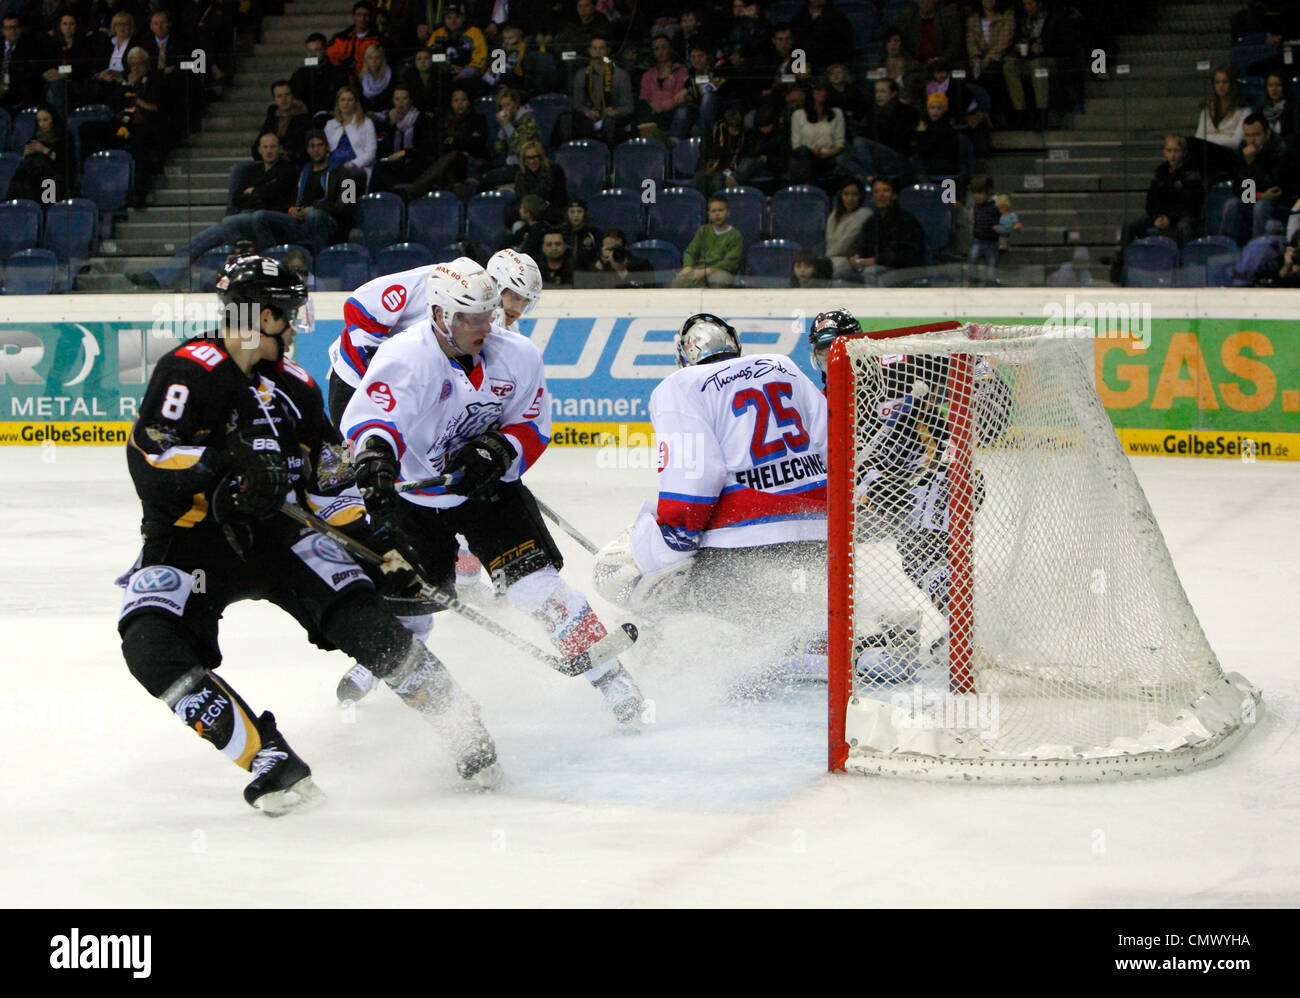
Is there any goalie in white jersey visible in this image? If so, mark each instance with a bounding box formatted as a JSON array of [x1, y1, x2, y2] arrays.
[[593, 313, 831, 678], [339, 257, 645, 723]]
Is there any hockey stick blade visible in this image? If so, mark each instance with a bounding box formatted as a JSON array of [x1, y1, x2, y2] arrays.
[[558, 622, 639, 676]]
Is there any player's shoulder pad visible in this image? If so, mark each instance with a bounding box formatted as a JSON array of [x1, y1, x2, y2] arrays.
[[171, 338, 231, 372]]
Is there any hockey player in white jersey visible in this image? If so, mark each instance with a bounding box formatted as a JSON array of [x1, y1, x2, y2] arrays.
[[593, 313, 831, 679], [340, 258, 646, 723]]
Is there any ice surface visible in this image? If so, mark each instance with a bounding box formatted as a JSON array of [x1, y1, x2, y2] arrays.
[[1, 446, 1297, 907]]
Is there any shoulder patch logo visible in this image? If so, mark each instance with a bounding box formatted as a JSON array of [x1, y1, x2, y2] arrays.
[[657, 440, 669, 472], [381, 285, 407, 312], [367, 381, 396, 412], [439, 379, 453, 401]]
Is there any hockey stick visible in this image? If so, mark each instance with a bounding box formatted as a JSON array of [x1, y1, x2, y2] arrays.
[[279, 502, 636, 676], [533, 494, 600, 555], [396, 473, 459, 494]]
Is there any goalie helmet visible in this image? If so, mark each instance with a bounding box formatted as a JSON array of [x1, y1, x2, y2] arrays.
[[486, 248, 542, 323], [674, 313, 740, 368], [215, 254, 309, 338], [425, 258, 499, 347], [808, 307, 862, 374]]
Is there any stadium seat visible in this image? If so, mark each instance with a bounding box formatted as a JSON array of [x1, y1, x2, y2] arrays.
[[1122, 236, 1178, 288], [476, 95, 500, 150], [769, 185, 829, 254], [587, 188, 644, 239], [466, 190, 513, 251], [629, 238, 682, 274], [671, 136, 700, 179], [898, 183, 952, 259], [1231, 234, 1284, 285], [194, 244, 235, 292], [744, 239, 800, 288], [0, 199, 42, 258], [65, 105, 113, 170], [0, 151, 19, 199], [1179, 236, 1239, 287], [10, 107, 37, 153], [314, 243, 373, 291], [553, 140, 608, 201], [374, 241, 435, 276], [645, 186, 704, 249], [529, 93, 570, 148], [349, 192, 405, 255], [1202, 179, 1235, 237], [406, 191, 464, 247], [80, 150, 134, 234], [261, 244, 313, 278], [719, 185, 766, 247], [612, 137, 668, 188], [40, 198, 98, 288], [4, 248, 58, 294]]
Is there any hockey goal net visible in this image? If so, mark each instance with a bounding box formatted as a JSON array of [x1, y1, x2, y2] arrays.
[[827, 322, 1260, 782]]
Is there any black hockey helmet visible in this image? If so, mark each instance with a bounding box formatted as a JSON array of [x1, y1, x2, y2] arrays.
[[809, 307, 862, 374], [215, 254, 308, 331]]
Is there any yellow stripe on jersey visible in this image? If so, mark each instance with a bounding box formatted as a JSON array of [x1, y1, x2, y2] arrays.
[[129, 433, 208, 470], [173, 493, 209, 527]]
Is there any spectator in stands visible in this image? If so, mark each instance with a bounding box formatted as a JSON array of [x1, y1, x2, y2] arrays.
[[638, 34, 692, 141], [899, 0, 964, 67], [551, 0, 611, 60], [565, 199, 600, 270], [1252, 228, 1300, 287], [5, 105, 69, 202], [426, 2, 488, 95], [482, 21, 557, 95], [1259, 73, 1300, 138], [910, 91, 963, 181], [967, 172, 999, 275], [253, 130, 362, 256], [1120, 135, 1204, 251], [595, 227, 655, 287], [926, 58, 987, 155], [88, 0, 144, 37], [43, 12, 95, 108], [327, 2, 379, 78], [0, 13, 45, 110], [825, 176, 871, 279], [790, 0, 856, 72], [1222, 113, 1299, 243], [789, 74, 848, 188], [826, 63, 872, 139], [1046, 246, 1093, 286], [325, 84, 377, 178], [489, 86, 540, 186], [726, 0, 771, 66], [848, 175, 926, 284], [402, 84, 488, 201], [503, 139, 567, 226], [673, 194, 742, 287], [1003, 0, 1069, 129], [560, 33, 634, 145], [1195, 66, 1249, 150], [90, 10, 136, 101], [508, 193, 549, 258], [878, 28, 924, 106], [860, 77, 916, 179], [127, 132, 299, 290], [255, 79, 311, 165], [539, 226, 574, 286], [294, 32, 350, 115], [966, 0, 1014, 125], [357, 43, 396, 112], [81, 46, 165, 202], [679, 7, 713, 57], [683, 41, 724, 143], [369, 85, 438, 193], [400, 47, 438, 111], [694, 106, 745, 194]]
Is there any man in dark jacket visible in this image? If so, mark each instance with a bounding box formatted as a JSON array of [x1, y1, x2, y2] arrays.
[[849, 176, 927, 284], [291, 33, 350, 116], [898, 0, 964, 66], [1224, 113, 1300, 242], [254, 79, 312, 165], [1121, 135, 1204, 250], [252, 130, 364, 255]]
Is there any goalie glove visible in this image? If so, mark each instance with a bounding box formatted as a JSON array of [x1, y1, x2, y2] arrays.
[[221, 429, 289, 519], [592, 503, 694, 609], [445, 430, 514, 502], [354, 437, 400, 522]]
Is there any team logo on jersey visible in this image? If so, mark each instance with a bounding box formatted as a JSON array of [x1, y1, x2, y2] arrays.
[[381, 285, 407, 312], [522, 387, 544, 419], [368, 381, 396, 412], [309, 536, 353, 565], [440, 379, 453, 401], [657, 440, 669, 472], [131, 566, 182, 593], [488, 378, 516, 399]]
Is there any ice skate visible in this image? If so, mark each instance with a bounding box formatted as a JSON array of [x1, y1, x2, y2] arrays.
[[336, 663, 380, 706], [243, 713, 325, 816], [589, 660, 645, 725]]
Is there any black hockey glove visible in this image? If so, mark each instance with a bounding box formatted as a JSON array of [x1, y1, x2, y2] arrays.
[[354, 437, 400, 523], [445, 430, 514, 502], [224, 430, 290, 519]]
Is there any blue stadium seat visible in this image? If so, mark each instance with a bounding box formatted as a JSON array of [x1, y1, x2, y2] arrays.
[[629, 239, 682, 274], [1123, 236, 1178, 288], [81, 150, 134, 233], [10, 107, 37, 153], [0, 199, 41, 258], [612, 137, 668, 188], [587, 188, 644, 239], [744, 239, 800, 287], [769, 185, 829, 254], [374, 241, 436, 276], [406, 191, 464, 247], [1232, 233, 1285, 285], [529, 93, 570, 147], [40, 198, 97, 284], [1202, 179, 1235, 237], [466, 190, 513, 251], [314, 243, 373, 291], [65, 104, 113, 171], [194, 244, 235, 292], [1179, 236, 1239, 287], [262, 244, 314, 279], [350, 192, 406, 255], [4, 248, 58, 294], [671, 136, 700, 179], [553, 140, 609, 201], [898, 183, 952, 259], [645, 186, 704, 249], [719, 185, 766, 247]]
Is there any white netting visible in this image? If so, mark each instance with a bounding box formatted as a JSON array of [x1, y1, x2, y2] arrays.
[[834, 324, 1260, 782]]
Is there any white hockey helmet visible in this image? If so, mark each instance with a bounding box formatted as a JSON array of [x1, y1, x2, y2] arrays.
[[425, 257, 499, 347], [674, 312, 741, 368], [486, 248, 542, 324]]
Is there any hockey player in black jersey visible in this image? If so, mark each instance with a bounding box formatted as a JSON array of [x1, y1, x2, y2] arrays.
[[118, 254, 500, 815]]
